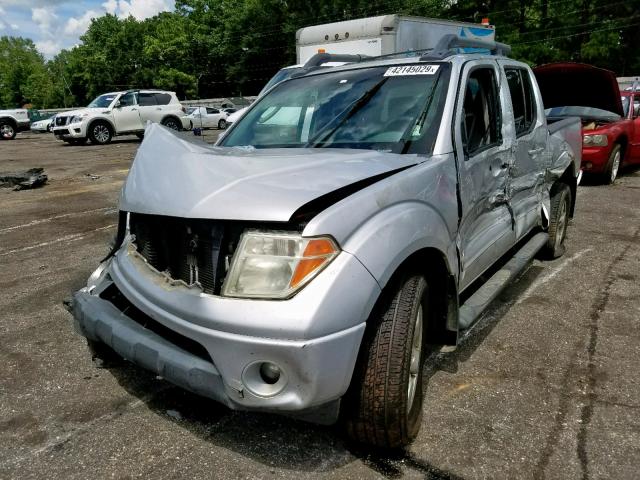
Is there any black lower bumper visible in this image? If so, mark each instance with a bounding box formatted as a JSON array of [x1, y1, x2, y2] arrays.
[[72, 290, 232, 406]]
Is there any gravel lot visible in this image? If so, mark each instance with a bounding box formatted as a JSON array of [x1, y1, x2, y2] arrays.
[[1, 132, 639, 479]]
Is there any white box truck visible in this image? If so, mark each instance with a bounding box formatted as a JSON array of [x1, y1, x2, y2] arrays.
[[226, 15, 495, 126], [296, 15, 495, 63]]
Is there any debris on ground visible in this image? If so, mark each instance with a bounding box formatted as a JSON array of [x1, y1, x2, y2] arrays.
[[0, 168, 48, 190], [166, 410, 182, 420], [86, 173, 101, 180]]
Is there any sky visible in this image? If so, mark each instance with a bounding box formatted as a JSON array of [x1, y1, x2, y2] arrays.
[[0, 0, 175, 58]]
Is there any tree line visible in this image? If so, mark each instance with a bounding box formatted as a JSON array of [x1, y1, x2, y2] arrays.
[[1, 0, 639, 110]]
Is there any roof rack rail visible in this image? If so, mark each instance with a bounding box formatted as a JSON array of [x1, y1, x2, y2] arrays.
[[303, 53, 370, 69], [420, 34, 511, 60]]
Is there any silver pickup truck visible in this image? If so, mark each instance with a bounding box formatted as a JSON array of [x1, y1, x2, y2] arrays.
[[71, 36, 581, 449]]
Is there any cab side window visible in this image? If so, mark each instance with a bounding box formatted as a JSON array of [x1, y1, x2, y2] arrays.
[[461, 68, 502, 155], [505, 68, 536, 135], [119, 92, 137, 107]]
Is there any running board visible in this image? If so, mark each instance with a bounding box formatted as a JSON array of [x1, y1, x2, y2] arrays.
[[458, 232, 549, 330]]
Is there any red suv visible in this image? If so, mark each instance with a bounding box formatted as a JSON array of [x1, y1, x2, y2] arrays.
[[534, 63, 640, 183]]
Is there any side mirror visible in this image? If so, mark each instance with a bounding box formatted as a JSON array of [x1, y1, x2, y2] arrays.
[[114, 101, 122, 108]]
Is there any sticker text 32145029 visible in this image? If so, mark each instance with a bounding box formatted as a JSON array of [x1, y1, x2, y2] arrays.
[[383, 65, 440, 76]]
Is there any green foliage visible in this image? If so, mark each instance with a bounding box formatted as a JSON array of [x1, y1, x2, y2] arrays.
[[2, 0, 640, 109]]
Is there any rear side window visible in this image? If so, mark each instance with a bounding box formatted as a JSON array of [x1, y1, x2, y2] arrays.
[[505, 68, 536, 135], [138, 93, 157, 106], [206, 108, 220, 114], [461, 67, 502, 155], [154, 93, 172, 105]]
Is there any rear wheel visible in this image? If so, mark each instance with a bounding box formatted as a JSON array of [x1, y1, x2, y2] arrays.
[[0, 120, 16, 140], [602, 144, 622, 184], [543, 183, 572, 259], [89, 121, 112, 145], [344, 273, 428, 449], [218, 119, 227, 129], [161, 117, 181, 131]]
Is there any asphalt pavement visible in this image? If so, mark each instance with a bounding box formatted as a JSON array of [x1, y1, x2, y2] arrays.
[[1, 132, 639, 479]]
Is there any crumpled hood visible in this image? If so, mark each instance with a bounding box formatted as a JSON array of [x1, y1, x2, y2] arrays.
[[533, 62, 623, 117], [120, 123, 419, 221]]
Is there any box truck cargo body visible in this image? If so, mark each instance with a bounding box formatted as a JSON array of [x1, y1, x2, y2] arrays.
[[296, 15, 495, 63]]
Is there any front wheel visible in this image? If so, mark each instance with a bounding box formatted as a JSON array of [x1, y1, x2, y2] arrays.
[[218, 119, 227, 130], [344, 273, 428, 449], [602, 144, 622, 184], [543, 183, 572, 259], [0, 121, 16, 140], [89, 121, 112, 145]]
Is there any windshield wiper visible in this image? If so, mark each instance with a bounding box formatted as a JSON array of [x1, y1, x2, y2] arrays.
[[400, 73, 441, 154], [305, 77, 389, 147]]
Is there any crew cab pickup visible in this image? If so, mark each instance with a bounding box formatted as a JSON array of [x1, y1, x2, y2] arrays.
[[52, 90, 190, 145], [534, 62, 640, 183], [70, 35, 581, 449], [0, 109, 30, 140]]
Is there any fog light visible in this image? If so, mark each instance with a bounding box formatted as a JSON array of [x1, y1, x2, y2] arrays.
[[259, 362, 281, 384], [242, 360, 287, 397]]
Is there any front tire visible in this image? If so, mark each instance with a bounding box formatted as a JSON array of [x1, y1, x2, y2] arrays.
[[543, 183, 572, 259], [344, 273, 428, 449], [0, 120, 16, 140], [602, 144, 622, 184], [89, 121, 112, 145]]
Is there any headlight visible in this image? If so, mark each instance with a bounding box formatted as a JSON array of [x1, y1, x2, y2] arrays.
[[583, 134, 608, 147], [221, 231, 339, 299], [70, 115, 87, 124]]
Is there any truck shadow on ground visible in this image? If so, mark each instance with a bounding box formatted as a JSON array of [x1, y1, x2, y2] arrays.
[[100, 261, 547, 478]]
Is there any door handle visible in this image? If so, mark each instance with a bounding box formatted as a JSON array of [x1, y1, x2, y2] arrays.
[[131, 108, 138, 111], [528, 147, 544, 155], [156, 108, 162, 110]]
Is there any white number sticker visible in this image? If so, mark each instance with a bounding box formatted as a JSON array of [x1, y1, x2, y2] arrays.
[[383, 65, 440, 76]]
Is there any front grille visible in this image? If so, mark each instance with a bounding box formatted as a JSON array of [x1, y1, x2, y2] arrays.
[[128, 213, 302, 295], [130, 213, 225, 294], [54, 128, 70, 136], [55, 116, 69, 126]]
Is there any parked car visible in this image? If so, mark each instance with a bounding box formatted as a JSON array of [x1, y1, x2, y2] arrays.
[[534, 62, 640, 183], [71, 37, 581, 449], [51, 90, 190, 145], [0, 108, 30, 140], [185, 106, 228, 130], [30, 115, 55, 133]]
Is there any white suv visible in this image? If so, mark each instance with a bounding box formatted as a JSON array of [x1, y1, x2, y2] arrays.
[[52, 90, 190, 145]]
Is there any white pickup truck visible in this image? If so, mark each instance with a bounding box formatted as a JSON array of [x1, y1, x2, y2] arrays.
[[0, 109, 30, 140], [52, 90, 190, 145]]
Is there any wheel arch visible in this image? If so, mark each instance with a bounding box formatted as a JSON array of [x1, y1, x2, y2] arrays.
[[88, 117, 115, 136], [556, 163, 578, 217], [381, 247, 459, 346], [0, 116, 18, 129], [614, 135, 628, 166]]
